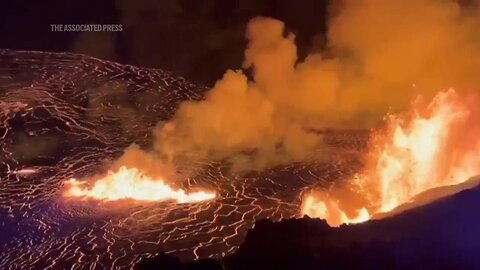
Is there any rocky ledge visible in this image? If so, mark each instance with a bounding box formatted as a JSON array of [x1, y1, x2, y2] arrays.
[[138, 181, 480, 270]]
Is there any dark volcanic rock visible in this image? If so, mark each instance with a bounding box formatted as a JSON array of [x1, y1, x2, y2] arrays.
[[226, 184, 480, 270], [137, 255, 223, 270], [0, 49, 367, 269], [138, 184, 480, 270], [3, 49, 477, 269]]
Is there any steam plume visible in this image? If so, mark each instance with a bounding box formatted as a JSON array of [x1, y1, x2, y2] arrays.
[[123, 0, 480, 173]]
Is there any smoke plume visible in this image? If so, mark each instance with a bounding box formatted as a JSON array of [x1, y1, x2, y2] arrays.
[[122, 0, 480, 173]]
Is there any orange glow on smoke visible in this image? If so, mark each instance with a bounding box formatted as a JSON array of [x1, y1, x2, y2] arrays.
[[64, 166, 216, 203], [302, 89, 480, 226]]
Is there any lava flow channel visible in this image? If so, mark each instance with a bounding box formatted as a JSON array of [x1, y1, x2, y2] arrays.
[[64, 166, 216, 203], [302, 89, 480, 226]]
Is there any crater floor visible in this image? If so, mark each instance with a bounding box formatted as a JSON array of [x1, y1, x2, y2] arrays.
[[0, 49, 367, 269]]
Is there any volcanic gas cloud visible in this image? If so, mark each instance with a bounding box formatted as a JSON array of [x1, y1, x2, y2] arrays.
[[66, 0, 480, 216]]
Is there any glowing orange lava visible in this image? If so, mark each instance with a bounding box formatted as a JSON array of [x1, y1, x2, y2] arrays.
[[302, 89, 480, 226], [64, 166, 216, 203]]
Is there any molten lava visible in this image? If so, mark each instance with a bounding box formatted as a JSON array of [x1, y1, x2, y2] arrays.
[[64, 166, 216, 203], [302, 89, 480, 226]]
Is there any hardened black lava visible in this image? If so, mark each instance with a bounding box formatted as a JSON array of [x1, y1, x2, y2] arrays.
[[0, 49, 367, 269], [138, 183, 480, 270]]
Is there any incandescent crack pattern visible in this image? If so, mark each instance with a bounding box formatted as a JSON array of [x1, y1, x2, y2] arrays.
[[0, 49, 367, 269]]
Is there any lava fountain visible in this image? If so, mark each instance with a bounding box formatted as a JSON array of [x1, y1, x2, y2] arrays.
[[64, 166, 216, 203], [302, 89, 480, 226]]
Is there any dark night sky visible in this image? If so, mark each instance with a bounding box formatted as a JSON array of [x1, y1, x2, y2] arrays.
[[0, 0, 329, 85]]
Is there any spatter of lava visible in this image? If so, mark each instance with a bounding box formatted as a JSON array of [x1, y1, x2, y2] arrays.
[[64, 166, 216, 203], [302, 89, 480, 226]]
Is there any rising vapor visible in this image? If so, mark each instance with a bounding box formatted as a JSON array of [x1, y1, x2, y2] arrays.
[[148, 0, 480, 172], [83, 0, 480, 184]]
